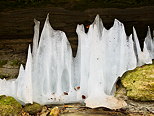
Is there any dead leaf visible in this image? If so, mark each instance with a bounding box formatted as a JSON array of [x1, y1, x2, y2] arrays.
[[49, 106, 60, 116]]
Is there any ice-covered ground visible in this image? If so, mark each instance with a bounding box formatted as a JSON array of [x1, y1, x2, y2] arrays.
[[0, 14, 153, 109]]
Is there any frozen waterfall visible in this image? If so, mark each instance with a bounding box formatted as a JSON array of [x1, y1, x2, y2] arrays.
[[0, 14, 153, 109]]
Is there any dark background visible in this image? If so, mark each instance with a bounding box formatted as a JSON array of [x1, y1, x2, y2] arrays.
[[0, 0, 154, 60]]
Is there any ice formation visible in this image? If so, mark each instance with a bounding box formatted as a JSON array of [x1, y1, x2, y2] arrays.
[[0, 14, 154, 109]]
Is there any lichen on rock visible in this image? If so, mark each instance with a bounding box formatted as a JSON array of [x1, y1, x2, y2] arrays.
[[0, 95, 22, 115], [121, 61, 154, 101]]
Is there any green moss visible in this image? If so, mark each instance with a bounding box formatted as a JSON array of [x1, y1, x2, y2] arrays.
[[0, 74, 9, 79], [0, 95, 22, 115], [0, 74, 19, 80], [121, 63, 154, 101], [10, 59, 22, 66], [0, 74, 17, 80], [23, 102, 42, 115], [0, 60, 7, 68]]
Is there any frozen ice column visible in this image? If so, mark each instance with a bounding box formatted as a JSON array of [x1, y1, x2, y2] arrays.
[[31, 15, 76, 104], [76, 15, 129, 109], [144, 26, 154, 59]]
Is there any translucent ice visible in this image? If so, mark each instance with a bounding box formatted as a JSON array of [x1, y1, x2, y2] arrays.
[[133, 27, 152, 66], [145, 26, 154, 59], [0, 14, 153, 109]]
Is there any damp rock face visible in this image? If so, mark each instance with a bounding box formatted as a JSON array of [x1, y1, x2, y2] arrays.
[[0, 95, 22, 115], [121, 61, 154, 101]]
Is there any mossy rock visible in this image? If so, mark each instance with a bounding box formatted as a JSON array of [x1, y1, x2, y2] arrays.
[[23, 102, 42, 115], [0, 95, 22, 115], [121, 63, 154, 101]]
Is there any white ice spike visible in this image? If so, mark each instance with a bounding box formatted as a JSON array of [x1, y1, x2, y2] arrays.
[[144, 26, 154, 59]]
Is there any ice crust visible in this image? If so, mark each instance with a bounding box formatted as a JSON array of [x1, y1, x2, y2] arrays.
[[0, 14, 153, 109]]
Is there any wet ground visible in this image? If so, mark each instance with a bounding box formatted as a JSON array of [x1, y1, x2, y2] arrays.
[[34, 102, 154, 116]]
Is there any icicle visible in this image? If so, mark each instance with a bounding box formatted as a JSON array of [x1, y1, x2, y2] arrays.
[[144, 26, 154, 59], [31, 14, 75, 104], [75, 24, 89, 101], [133, 27, 152, 65], [17, 45, 33, 104], [32, 19, 40, 57], [133, 27, 145, 66], [127, 34, 137, 70], [16, 64, 25, 102], [93, 14, 104, 38], [83, 17, 128, 109], [142, 42, 152, 64]]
